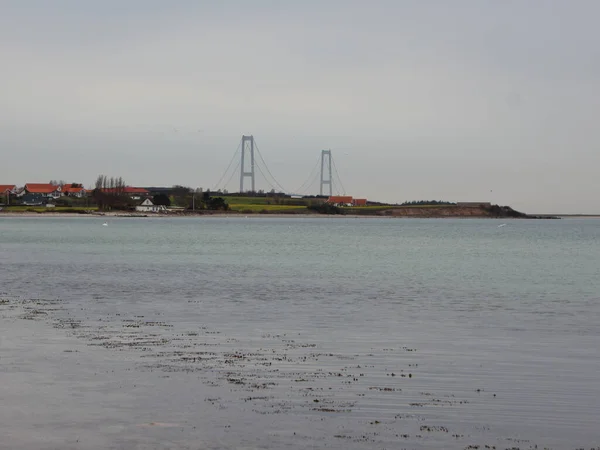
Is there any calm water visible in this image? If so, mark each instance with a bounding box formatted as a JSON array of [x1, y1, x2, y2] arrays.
[[1, 216, 599, 450]]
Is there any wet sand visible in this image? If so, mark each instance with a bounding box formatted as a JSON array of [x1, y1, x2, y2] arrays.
[[2, 295, 599, 450], [1, 303, 256, 450]]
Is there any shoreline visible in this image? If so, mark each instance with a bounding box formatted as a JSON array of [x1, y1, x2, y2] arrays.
[[0, 211, 573, 219]]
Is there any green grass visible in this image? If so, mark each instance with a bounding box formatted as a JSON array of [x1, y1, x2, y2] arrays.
[[222, 196, 272, 205], [229, 204, 308, 213], [223, 196, 313, 206]]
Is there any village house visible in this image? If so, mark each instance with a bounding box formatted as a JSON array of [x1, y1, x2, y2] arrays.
[[0, 185, 16, 195], [19, 194, 46, 206], [0, 185, 17, 205], [124, 187, 150, 200], [61, 183, 87, 198], [101, 186, 150, 201], [135, 198, 166, 213], [21, 183, 62, 199], [325, 196, 368, 207], [326, 195, 354, 206]]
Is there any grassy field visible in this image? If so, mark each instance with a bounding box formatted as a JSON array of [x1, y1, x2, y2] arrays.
[[225, 199, 456, 214], [223, 196, 313, 206], [222, 196, 272, 205]]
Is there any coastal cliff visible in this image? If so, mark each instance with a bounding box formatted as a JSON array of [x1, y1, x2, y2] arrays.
[[375, 204, 551, 218]]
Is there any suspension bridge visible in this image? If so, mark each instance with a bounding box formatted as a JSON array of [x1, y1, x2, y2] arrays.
[[213, 135, 347, 197]]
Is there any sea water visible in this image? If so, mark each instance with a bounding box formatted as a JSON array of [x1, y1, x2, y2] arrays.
[[1, 216, 599, 449]]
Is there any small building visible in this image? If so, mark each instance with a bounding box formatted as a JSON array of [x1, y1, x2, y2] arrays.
[[22, 183, 62, 198], [0, 185, 16, 205], [352, 198, 368, 207], [61, 183, 87, 197], [20, 194, 46, 206], [0, 184, 16, 195], [135, 198, 166, 213], [327, 195, 353, 206], [123, 187, 150, 200], [101, 186, 150, 201]]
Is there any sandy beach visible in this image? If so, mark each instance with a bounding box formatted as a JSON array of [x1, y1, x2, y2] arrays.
[[1, 211, 578, 219]]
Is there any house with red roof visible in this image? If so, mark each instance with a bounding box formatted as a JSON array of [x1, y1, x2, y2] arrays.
[[327, 195, 354, 206], [123, 187, 149, 196], [100, 186, 149, 200], [61, 183, 88, 198], [0, 185, 16, 195], [22, 183, 62, 198], [352, 198, 368, 207], [0, 185, 16, 205]]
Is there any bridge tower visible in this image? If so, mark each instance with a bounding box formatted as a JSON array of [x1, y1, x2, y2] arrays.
[[240, 135, 256, 192], [320, 149, 333, 196]]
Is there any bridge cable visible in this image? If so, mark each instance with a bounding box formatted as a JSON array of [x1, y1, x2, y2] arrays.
[[220, 160, 242, 192], [293, 156, 322, 194], [253, 139, 287, 193], [214, 139, 242, 191], [254, 160, 281, 192], [300, 168, 322, 195], [331, 156, 347, 196]]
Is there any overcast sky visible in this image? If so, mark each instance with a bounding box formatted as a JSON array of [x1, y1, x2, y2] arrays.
[[1, 1, 599, 213]]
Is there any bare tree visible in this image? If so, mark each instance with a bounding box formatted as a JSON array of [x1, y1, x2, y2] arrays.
[[93, 174, 129, 211], [95, 175, 104, 190], [116, 177, 125, 195]]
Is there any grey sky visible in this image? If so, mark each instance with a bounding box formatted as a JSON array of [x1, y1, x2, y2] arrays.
[[1, 0, 599, 213]]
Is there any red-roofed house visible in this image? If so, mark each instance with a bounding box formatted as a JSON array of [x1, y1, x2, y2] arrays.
[[100, 187, 149, 200], [123, 187, 149, 196], [23, 183, 62, 198], [0, 185, 16, 205], [327, 195, 353, 206], [61, 183, 88, 198], [0, 185, 16, 195], [352, 198, 368, 207]]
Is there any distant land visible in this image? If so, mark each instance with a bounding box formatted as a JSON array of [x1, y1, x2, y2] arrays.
[[546, 214, 600, 218], [0, 183, 560, 218], [1, 201, 558, 219]]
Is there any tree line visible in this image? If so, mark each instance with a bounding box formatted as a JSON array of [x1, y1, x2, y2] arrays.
[[90, 177, 229, 212], [92, 175, 130, 211], [152, 189, 228, 211]]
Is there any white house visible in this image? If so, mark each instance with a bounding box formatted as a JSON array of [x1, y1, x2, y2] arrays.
[[135, 198, 166, 213], [22, 183, 62, 199]]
